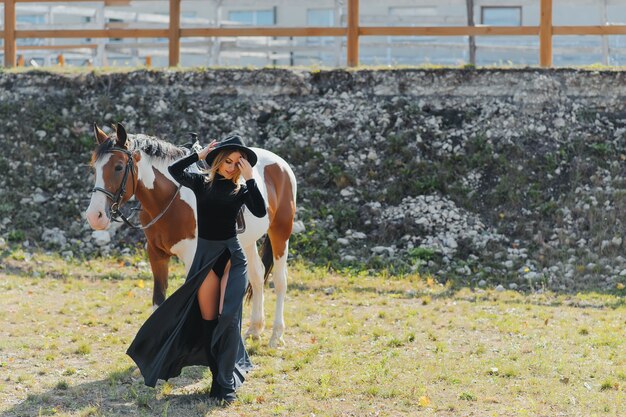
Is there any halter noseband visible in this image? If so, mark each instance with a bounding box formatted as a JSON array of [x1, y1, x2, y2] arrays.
[[91, 146, 137, 225]]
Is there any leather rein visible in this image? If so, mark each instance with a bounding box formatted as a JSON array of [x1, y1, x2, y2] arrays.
[[91, 146, 180, 230]]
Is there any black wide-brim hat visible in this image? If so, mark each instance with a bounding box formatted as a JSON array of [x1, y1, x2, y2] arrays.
[[205, 135, 258, 167]]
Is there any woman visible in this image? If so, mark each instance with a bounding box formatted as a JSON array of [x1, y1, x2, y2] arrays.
[[126, 135, 267, 404]]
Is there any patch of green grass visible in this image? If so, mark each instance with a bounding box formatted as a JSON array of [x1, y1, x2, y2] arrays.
[[75, 343, 91, 355], [459, 392, 477, 401], [7, 230, 25, 242], [55, 380, 69, 390], [600, 379, 620, 391], [78, 406, 103, 417]]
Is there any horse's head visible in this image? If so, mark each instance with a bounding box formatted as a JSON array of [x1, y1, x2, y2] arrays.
[[86, 122, 141, 230]]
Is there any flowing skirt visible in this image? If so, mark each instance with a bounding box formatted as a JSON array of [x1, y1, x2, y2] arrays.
[[126, 237, 252, 388]]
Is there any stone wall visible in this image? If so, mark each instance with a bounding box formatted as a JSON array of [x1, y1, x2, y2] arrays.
[[2, 68, 626, 291]]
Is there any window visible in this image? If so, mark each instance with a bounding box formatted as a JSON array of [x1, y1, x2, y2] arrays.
[[106, 18, 124, 42], [481, 7, 522, 26], [17, 14, 46, 25], [228, 10, 275, 26], [307, 8, 334, 45], [16, 15, 46, 46]]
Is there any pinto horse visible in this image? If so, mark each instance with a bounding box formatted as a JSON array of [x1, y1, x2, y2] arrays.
[[85, 123, 296, 347]]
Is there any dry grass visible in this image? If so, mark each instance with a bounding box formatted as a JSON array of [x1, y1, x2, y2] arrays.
[[0, 251, 625, 416]]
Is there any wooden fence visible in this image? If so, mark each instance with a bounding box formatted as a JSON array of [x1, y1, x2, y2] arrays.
[[2, 0, 626, 68]]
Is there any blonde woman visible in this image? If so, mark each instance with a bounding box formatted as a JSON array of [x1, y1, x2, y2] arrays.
[[127, 135, 266, 404]]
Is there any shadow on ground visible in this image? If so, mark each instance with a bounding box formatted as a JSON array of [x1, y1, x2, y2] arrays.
[[288, 279, 626, 310], [0, 366, 225, 417]]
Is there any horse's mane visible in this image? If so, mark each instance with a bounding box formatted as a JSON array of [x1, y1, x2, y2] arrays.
[[93, 133, 186, 163]]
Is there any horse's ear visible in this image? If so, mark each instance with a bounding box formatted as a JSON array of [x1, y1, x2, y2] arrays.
[[115, 123, 128, 148], [93, 123, 108, 145]]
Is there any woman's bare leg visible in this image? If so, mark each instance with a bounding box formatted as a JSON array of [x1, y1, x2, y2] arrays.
[[219, 262, 231, 315], [198, 270, 220, 320]]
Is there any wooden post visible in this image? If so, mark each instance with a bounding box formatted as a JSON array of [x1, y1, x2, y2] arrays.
[[347, 0, 359, 67], [4, 0, 16, 68], [17, 55, 24, 67], [466, 0, 476, 66], [146, 55, 152, 67], [540, 0, 553, 67], [169, 0, 181, 67], [58, 54, 65, 66]]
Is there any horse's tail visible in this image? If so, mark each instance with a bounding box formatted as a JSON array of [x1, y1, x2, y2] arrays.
[[245, 235, 274, 303]]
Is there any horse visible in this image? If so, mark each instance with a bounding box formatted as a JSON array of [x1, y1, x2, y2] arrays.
[[85, 123, 297, 347]]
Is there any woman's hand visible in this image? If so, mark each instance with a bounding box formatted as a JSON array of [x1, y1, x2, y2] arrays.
[[238, 157, 254, 181], [197, 140, 218, 160]]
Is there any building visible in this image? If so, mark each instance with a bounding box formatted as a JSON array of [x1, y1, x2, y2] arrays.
[[2, 0, 626, 68]]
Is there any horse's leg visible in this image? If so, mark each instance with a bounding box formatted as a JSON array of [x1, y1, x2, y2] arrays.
[[243, 243, 265, 341], [269, 240, 288, 348], [147, 243, 170, 308]]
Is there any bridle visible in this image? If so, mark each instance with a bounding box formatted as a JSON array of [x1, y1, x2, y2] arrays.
[[91, 146, 180, 230]]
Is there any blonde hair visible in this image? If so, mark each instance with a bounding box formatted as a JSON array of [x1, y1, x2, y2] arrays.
[[204, 149, 246, 192]]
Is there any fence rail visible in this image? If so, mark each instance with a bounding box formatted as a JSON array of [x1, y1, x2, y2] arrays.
[[2, 0, 626, 68]]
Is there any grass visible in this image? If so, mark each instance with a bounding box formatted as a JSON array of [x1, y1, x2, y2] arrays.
[[0, 252, 625, 416]]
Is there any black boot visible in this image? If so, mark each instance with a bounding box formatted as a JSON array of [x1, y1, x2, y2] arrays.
[[213, 315, 240, 404], [202, 319, 219, 397]]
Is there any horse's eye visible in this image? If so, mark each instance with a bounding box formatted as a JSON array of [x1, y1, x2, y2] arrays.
[[115, 165, 123, 172]]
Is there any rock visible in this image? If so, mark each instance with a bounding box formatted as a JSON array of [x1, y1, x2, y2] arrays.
[[525, 271, 540, 281], [41, 227, 67, 247], [495, 284, 505, 292], [444, 237, 458, 249], [371, 246, 394, 255], [340, 188, 354, 197], [350, 232, 367, 239], [478, 279, 487, 287], [91, 230, 111, 246], [292, 220, 306, 234], [32, 193, 48, 204]]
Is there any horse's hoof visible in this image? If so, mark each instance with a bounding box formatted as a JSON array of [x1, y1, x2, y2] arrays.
[[268, 335, 285, 348], [244, 331, 261, 341]]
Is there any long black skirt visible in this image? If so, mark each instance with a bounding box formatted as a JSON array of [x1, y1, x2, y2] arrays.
[[126, 237, 252, 388]]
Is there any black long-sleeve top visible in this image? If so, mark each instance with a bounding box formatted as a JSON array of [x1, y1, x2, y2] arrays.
[[168, 152, 267, 240]]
